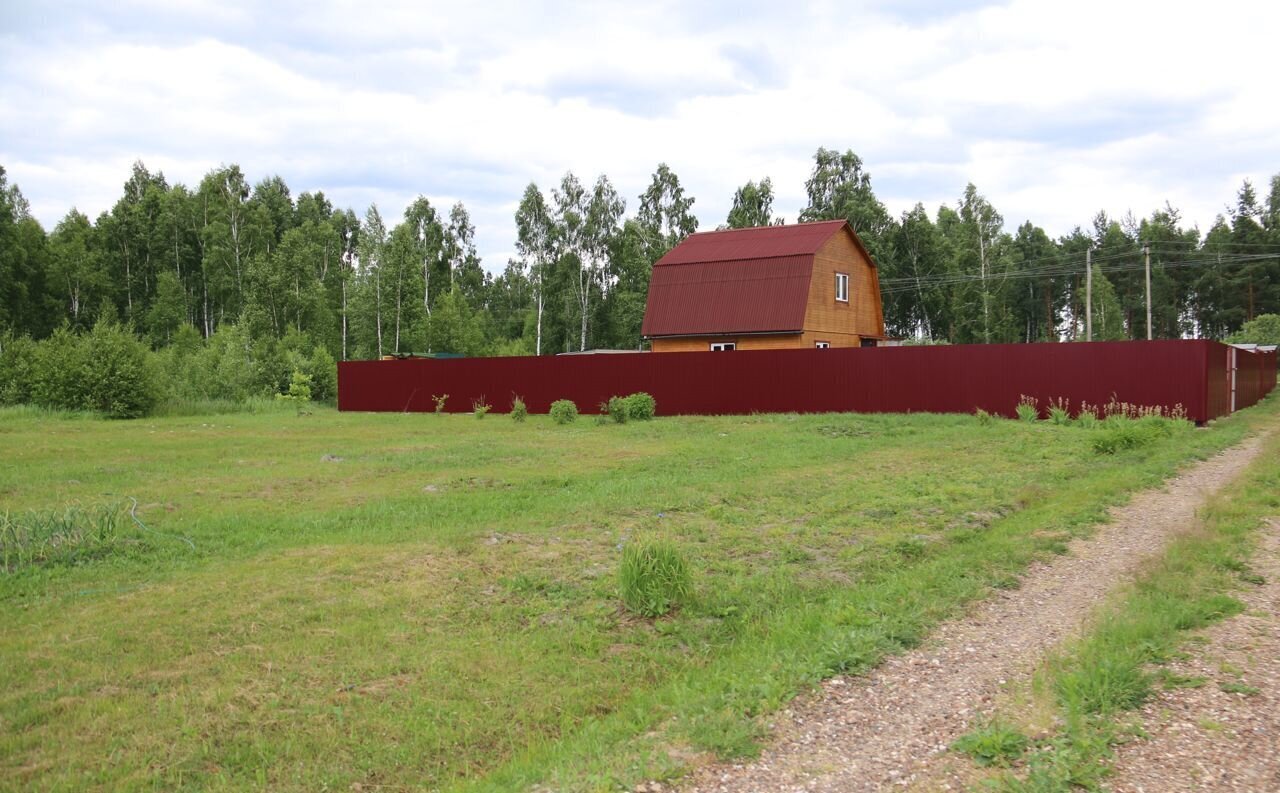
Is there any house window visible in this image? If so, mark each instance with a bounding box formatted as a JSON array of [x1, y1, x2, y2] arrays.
[[710, 342, 736, 351], [835, 272, 850, 302], [815, 341, 830, 349]]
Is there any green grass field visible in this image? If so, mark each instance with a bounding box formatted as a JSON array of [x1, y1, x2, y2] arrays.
[[0, 401, 1273, 791]]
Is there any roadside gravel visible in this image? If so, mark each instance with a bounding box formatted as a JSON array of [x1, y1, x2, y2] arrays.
[[679, 433, 1268, 793]]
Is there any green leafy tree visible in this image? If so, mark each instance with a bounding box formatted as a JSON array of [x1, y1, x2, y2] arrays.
[[48, 209, 109, 328], [1226, 314, 1280, 344], [636, 163, 697, 262], [427, 288, 485, 356], [355, 204, 388, 357], [0, 167, 54, 337], [724, 177, 782, 229], [515, 183, 555, 354], [147, 271, 187, 345], [799, 147, 894, 260]]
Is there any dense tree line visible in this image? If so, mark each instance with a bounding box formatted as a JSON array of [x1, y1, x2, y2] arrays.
[[3, 153, 1280, 383]]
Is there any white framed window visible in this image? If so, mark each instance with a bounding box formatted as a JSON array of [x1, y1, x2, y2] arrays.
[[835, 272, 850, 302], [815, 341, 830, 349], [710, 342, 736, 351]]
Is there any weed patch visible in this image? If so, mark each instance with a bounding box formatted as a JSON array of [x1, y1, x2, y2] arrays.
[[953, 720, 1030, 767]]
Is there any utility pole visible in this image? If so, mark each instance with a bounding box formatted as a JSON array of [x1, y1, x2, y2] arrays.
[[1085, 247, 1093, 342], [1143, 242, 1152, 340]]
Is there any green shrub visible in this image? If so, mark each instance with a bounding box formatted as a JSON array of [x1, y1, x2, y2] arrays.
[[549, 399, 578, 424], [30, 322, 161, 418], [79, 320, 162, 418], [619, 537, 693, 617], [595, 402, 610, 425], [975, 408, 994, 426], [0, 334, 37, 406], [472, 396, 491, 419], [607, 395, 628, 424], [31, 327, 87, 410], [510, 395, 527, 422], [275, 371, 314, 415], [305, 346, 337, 403], [623, 392, 657, 420]]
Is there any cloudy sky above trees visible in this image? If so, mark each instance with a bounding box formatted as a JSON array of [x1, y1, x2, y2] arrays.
[[3, 0, 1277, 269]]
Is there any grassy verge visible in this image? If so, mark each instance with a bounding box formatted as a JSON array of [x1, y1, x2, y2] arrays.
[[0, 399, 1274, 791], [954, 401, 1280, 791]]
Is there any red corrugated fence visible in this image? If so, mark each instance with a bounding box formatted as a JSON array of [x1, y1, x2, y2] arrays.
[[338, 340, 1275, 423]]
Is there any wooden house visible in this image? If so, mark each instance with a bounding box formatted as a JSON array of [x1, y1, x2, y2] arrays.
[[641, 220, 885, 351]]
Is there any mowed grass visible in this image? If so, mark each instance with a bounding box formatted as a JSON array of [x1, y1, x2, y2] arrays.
[[0, 400, 1273, 791]]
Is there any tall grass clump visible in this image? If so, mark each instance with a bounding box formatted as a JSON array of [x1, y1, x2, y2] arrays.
[[1015, 395, 1039, 423], [1092, 415, 1183, 454], [510, 395, 527, 422], [1047, 397, 1071, 426], [549, 399, 578, 424], [619, 538, 693, 617], [0, 502, 137, 572]]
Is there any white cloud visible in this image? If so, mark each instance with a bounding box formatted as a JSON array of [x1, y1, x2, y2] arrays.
[[1, 0, 1277, 270]]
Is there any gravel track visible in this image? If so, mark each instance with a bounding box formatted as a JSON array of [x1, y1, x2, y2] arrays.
[[680, 433, 1269, 793], [1105, 520, 1280, 792]]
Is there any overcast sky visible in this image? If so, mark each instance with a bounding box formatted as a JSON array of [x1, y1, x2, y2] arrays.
[[3, 0, 1277, 270]]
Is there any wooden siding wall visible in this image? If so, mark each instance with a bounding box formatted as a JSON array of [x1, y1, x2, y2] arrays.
[[804, 229, 885, 344], [651, 334, 806, 353]]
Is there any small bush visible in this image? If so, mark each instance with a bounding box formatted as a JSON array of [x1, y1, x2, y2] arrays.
[[432, 393, 448, 414], [305, 346, 338, 403], [595, 402, 610, 426], [472, 396, 491, 419], [607, 395, 628, 424], [975, 407, 994, 426], [510, 395, 527, 422], [274, 370, 314, 415], [619, 537, 693, 617], [623, 392, 657, 420], [1015, 394, 1039, 423], [549, 399, 578, 424], [0, 334, 37, 406]]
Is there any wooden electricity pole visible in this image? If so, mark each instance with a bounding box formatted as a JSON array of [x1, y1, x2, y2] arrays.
[[1143, 242, 1152, 340], [1085, 247, 1093, 342]]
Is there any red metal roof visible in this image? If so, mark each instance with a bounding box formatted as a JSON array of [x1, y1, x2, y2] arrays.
[[642, 255, 813, 337], [654, 220, 847, 266], [642, 221, 851, 338]]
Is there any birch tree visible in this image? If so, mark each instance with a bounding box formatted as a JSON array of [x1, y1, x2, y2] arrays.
[[357, 204, 388, 357], [515, 183, 554, 355]]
